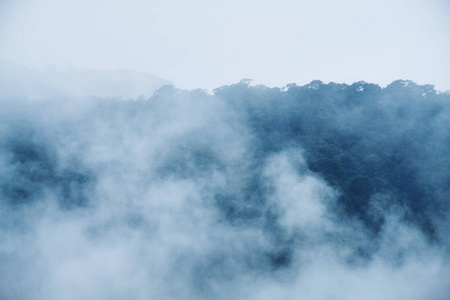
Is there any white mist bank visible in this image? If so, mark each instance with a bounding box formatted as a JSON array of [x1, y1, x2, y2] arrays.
[[0, 82, 449, 299]]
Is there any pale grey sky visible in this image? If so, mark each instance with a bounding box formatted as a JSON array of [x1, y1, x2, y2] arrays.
[[1, 0, 449, 90]]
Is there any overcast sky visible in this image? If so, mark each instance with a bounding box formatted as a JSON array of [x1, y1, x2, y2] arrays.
[[0, 0, 449, 90]]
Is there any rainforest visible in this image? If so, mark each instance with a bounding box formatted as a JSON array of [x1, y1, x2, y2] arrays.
[[1, 71, 449, 299]]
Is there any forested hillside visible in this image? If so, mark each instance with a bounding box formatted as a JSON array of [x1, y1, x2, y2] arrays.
[[214, 80, 450, 241], [1, 79, 449, 299]]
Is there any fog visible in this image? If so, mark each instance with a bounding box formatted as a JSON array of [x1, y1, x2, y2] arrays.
[[1, 0, 450, 298], [0, 77, 449, 299], [0, 60, 170, 100], [0, 0, 449, 90]]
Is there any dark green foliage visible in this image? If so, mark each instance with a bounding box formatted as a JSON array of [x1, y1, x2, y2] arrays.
[[1, 79, 448, 272], [215, 80, 450, 240], [309, 158, 344, 186], [0, 125, 95, 209]]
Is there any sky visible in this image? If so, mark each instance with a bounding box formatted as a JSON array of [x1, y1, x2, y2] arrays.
[[0, 0, 449, 90]]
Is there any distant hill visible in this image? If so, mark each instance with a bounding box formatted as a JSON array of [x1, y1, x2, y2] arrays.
[[0, 60, 171, 100]]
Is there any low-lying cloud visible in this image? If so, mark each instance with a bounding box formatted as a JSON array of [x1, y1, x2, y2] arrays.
[[0, 76, 449, 299]]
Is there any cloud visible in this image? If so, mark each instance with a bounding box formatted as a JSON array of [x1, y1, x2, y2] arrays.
[[0, 79, 449, 299]]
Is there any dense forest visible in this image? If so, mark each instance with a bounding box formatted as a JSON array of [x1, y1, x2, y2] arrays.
[[1, 79, 449, 299], [214, 80, 450, 241]]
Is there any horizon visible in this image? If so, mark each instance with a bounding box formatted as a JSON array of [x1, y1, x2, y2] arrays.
[[1, 59, 449, 96], [1, 0, 449, 91]]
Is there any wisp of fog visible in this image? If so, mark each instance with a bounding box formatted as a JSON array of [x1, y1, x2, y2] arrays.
[[0, 66, 449, 299]]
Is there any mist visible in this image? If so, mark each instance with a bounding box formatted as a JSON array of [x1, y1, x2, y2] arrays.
[[0, 73, 449, 299], [0, 60, 169, 100], [1, 0, 450, 298], [1, 0, 449, 90]]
